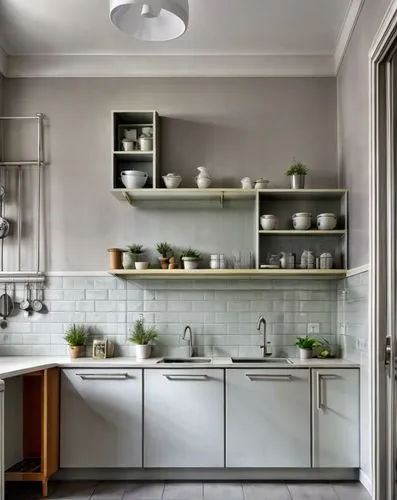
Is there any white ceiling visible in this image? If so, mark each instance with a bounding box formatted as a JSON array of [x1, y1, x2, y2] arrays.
[[0, 0, 351, 55], [0, 0, 361, 77]]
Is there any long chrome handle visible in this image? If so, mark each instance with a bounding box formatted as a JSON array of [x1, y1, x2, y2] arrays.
[[246, 374, 292, 381], [77, 373, 129, 380], [163, 374, 209, 381], [316, 373, 323, 410]]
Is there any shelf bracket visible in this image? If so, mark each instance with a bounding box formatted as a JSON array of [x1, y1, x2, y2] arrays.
[[122, 191, 134, 206], [220, 192, 224, 209]]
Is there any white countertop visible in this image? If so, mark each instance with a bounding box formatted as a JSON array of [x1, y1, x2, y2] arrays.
[[0, 356, 360, 379]]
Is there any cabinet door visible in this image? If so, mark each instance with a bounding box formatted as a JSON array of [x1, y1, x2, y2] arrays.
[[60, 369, 142, 468], [312, 368, 359, 467], [226, 369, 310, 467], [144, 369, 224, 468]]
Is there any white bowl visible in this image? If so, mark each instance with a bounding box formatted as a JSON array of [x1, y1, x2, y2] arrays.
[[317, 213, 337, 230], [135, 261, 149, 270], [121, 170, 148, 189], [163, 174, 182, 189], [260, 214, 277, 230], [292, 212, 312, 230]]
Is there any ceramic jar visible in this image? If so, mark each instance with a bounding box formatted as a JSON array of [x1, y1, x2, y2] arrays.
[[292, 212, 312, 230], [138, 136, 153, 151], [108, 248, 123, 270], [163, 173, 182, 189], [122, 139, 134, 151], [254, 178, 270, 189], [241, 177, 254, 189], [135, 344, 152, 359], [122, 252, 136, 269], [195, 176, 212, 189], [320, 252, 333, 269], [260, 214, 278, 230], [317, 213, 337, 230], [120, 170, 148, 189]]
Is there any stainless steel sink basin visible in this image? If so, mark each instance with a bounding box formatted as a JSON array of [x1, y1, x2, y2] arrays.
[[157, 358, 212, 364], [231, 357, 293, 364]]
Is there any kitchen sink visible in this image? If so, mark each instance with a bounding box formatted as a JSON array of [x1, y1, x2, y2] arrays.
[[157, 358, 212, 364], [231, 357, 293, 364]]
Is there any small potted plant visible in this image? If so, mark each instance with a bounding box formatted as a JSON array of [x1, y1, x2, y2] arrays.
[[64, 324, 88, 359], [156, 242, 173, 269], [285, 159, 308, 189], [123, 244, 144, 269], [168, 254, 178, 270], [181, 248, 201, 270], [295, 335, 320, 360], [129, 316, 158, 359]]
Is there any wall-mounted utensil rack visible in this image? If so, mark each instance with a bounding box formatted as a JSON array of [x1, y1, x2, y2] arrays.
[[0, 114, 45, 283]]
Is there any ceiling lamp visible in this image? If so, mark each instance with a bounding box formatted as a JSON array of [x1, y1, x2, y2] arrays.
[[110, 0, 189, 41]]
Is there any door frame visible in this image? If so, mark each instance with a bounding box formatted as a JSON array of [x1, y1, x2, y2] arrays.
[[369, 2, 397, 499]]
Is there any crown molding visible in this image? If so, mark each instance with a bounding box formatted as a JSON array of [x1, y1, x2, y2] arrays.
[[0, 45, 8, 76], [6, 54, 335, 78], [334, 0, 365, 73]]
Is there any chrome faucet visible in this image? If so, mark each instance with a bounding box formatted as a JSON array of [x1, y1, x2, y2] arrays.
[[183, 325, 194, 357], [257, 314, 267, 357]]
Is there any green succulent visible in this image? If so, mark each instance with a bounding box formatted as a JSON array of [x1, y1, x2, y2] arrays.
[[156, 242, 172, 258], [181, 248, 201, 260], [126, 244, 144, 254], [64, 324, 88, 346], [129, 316, 158, 345], [285, 160, 308, 176], [295, 335, 320, 349]]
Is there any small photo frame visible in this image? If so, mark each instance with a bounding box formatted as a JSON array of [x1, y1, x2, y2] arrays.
[[92, 339, 107, 359]]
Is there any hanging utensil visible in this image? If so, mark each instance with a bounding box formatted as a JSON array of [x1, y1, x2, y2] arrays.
[[32, 283, 44, 313], [20, 283, 31, 312], [0, 284, 13, 329]]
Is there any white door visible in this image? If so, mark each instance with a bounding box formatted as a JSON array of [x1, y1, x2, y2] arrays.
[[144, 369, 224, 468], [60, 369, 142, 467], [226, 369, 310, 467], [311, 368, 359, 467]]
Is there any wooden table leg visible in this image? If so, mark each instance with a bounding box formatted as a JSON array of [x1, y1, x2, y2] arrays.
[[42, 480, 48, 498]]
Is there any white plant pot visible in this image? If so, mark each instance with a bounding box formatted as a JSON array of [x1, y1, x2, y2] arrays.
[[299, 348, 312, 360], [183, 258, 199, 269], [135, 344, 152, 359], [122, 252, 136, 269]]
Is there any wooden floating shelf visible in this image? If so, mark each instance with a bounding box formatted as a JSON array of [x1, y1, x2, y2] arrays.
[[108, 269, 347, 280], [258, 230, 346, 235]]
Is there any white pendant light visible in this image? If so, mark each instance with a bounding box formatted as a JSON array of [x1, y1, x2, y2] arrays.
[[109, 0, 189, 41]]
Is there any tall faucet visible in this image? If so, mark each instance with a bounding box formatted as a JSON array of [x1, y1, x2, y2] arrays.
[[183, 325, 194, 357], [257, 314, 267, 357]]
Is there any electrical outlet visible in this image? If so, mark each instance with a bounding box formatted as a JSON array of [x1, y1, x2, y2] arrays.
[[307, 323, 320, 334]]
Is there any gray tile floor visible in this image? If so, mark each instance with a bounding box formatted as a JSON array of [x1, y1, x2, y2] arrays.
[[6, 481, 371, 500]]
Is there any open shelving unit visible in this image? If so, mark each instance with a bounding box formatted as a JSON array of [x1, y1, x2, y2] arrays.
[[5, 368, 59, 497], [109, 111, 348, 280]]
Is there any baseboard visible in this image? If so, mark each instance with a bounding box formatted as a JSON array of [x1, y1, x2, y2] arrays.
[[359, 470, 372, 495], [54, 468, 359, 481]]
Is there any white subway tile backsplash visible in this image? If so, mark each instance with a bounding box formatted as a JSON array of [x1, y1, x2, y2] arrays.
[[0, 274, 340, 356]]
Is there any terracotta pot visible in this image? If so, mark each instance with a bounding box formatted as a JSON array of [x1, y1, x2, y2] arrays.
[[160, 257, 169, 269], [107, 248, 123, 270], [69, 345, 85, 359], [169, 263, 179, 270], [135, 344, 152, 359]]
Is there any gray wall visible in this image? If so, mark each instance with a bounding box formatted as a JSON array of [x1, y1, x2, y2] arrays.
[[3, 77, 337, 271], [338, 0, 390, 268]]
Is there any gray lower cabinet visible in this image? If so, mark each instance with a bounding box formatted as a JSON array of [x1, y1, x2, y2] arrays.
[[60, 368, 142, 468], [311, 368, 359, 467], [226, 368, 311, 467], [144, 369, 224, 468]]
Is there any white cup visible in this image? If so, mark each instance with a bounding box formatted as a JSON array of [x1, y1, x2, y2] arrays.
[[260, 214, 278, 230]]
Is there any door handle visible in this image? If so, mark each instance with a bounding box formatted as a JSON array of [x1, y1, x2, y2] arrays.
[[77, 373, 130, 380], [316, 373, 324, 410], [163, 374, 209, 381], [246, 374, 292, 381]]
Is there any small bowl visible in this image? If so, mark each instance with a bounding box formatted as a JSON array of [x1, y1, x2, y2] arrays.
[[163, 174, 182, 189], [135, 261, 149, 270]]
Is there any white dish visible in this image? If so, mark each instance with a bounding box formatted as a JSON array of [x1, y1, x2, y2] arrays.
[[121, 170, 148, 189]]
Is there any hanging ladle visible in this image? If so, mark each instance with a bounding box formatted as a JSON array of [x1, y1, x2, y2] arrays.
[[20, 283, 32, 315]]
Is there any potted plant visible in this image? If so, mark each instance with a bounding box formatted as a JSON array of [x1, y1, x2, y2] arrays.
[[156, 242, 173, 269], [181, 248, 201, 270], [285, 159, 308, 189], [123, 243, 144, 269], [129, 316, 158, 359], [64, 324, 88, 359], [168, 254, 178, 270], [295, 335, 320, 360]]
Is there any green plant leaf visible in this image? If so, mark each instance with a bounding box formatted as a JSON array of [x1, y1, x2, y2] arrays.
[[64, 324, 88, 346], [129, 316, 158, 345]]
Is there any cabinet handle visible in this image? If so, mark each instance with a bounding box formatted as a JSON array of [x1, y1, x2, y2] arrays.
[[77, 373, 130, 380], [316, 373, 323, 410], [163, 374, 209, 381], [246, 374, 293, 381]]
